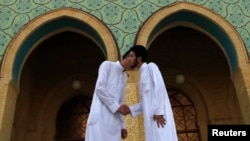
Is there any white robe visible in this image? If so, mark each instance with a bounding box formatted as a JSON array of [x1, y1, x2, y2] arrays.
[[85, 61, 128, 141], [130, 62, 178, 141]]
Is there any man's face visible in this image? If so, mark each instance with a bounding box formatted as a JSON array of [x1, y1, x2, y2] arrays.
[[127, 51, 138, 69]]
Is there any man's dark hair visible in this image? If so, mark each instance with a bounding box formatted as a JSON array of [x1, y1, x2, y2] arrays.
[[129, 45, 148, 62], [122, 50, 130, 60]]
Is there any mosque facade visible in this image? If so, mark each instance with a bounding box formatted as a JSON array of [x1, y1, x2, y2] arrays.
[[0, 0, 250, 141]]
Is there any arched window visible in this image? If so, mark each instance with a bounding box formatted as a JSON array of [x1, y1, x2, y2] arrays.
[[54, 89, 200, 141], [168, 89, 200, 141], [55, 94, 92, 141]]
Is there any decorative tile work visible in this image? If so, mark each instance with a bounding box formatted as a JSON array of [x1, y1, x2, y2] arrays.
[[0, 0, 250, 61], [206, 0, 227, 17], [0, 31, 11, 59], [228, 5, 247, 27], [101, 3, 122, 24]]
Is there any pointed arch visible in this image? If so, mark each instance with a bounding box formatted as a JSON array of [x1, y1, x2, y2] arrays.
[[136, 2, 249, 74], [1, 8, 118, 88], [135, 2, 250, 123]]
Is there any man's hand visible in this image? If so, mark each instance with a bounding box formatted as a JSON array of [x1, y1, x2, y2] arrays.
[[118, 104, 131, 115], [121, 129, 128, 139], [153, 115, 166, 128]]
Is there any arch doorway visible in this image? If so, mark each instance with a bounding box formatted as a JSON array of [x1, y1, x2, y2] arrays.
[[1, 8, 119, 141], [12, 31, 105, 141], [147, 26, 243, 141]]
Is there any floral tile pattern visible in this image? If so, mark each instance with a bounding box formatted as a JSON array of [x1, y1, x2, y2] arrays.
[[0, 0, 249, 61]]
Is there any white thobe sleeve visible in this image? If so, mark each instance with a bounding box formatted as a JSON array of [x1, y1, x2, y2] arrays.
[[121, 95, 126, 128], [95, 62, 120, 113], [148, 63, 165, 115], [129, 102, 143, 118]]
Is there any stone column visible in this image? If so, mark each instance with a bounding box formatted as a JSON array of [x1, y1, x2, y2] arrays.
[[0, 79, 18, 141]]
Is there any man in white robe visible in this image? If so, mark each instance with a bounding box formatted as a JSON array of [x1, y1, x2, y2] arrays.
[[85, 51, 136, 141], [122, 45, 178, 141]]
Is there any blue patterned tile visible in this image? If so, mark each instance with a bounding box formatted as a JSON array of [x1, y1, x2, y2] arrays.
[[0, 0, 250, 59], [239, 0, 250, 16], [28, 6, 50, 19], [121, 10, 140, 32], [0, 31, 11, 54], [207, 0, 227, 17], [123, 33, 136, 49], [33, 0, 52, 4], [51, 0, 68, 8], [0, 0, 16, 5], [137, 1, 157, 21], [8, 14, 30, 35], [101, 3, 122, 24], [86, 0, 106, 10], [186, 0, 207, 5], [9, 0, 35, 13], [150, 0, 174, 6], [221, 0, 238, 4], [90, 11, 103, 20], [227, 5, 247, 27], [0, 7, 16, 29], [68, 0, 85, 3], [117, 0, 140, 8]]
